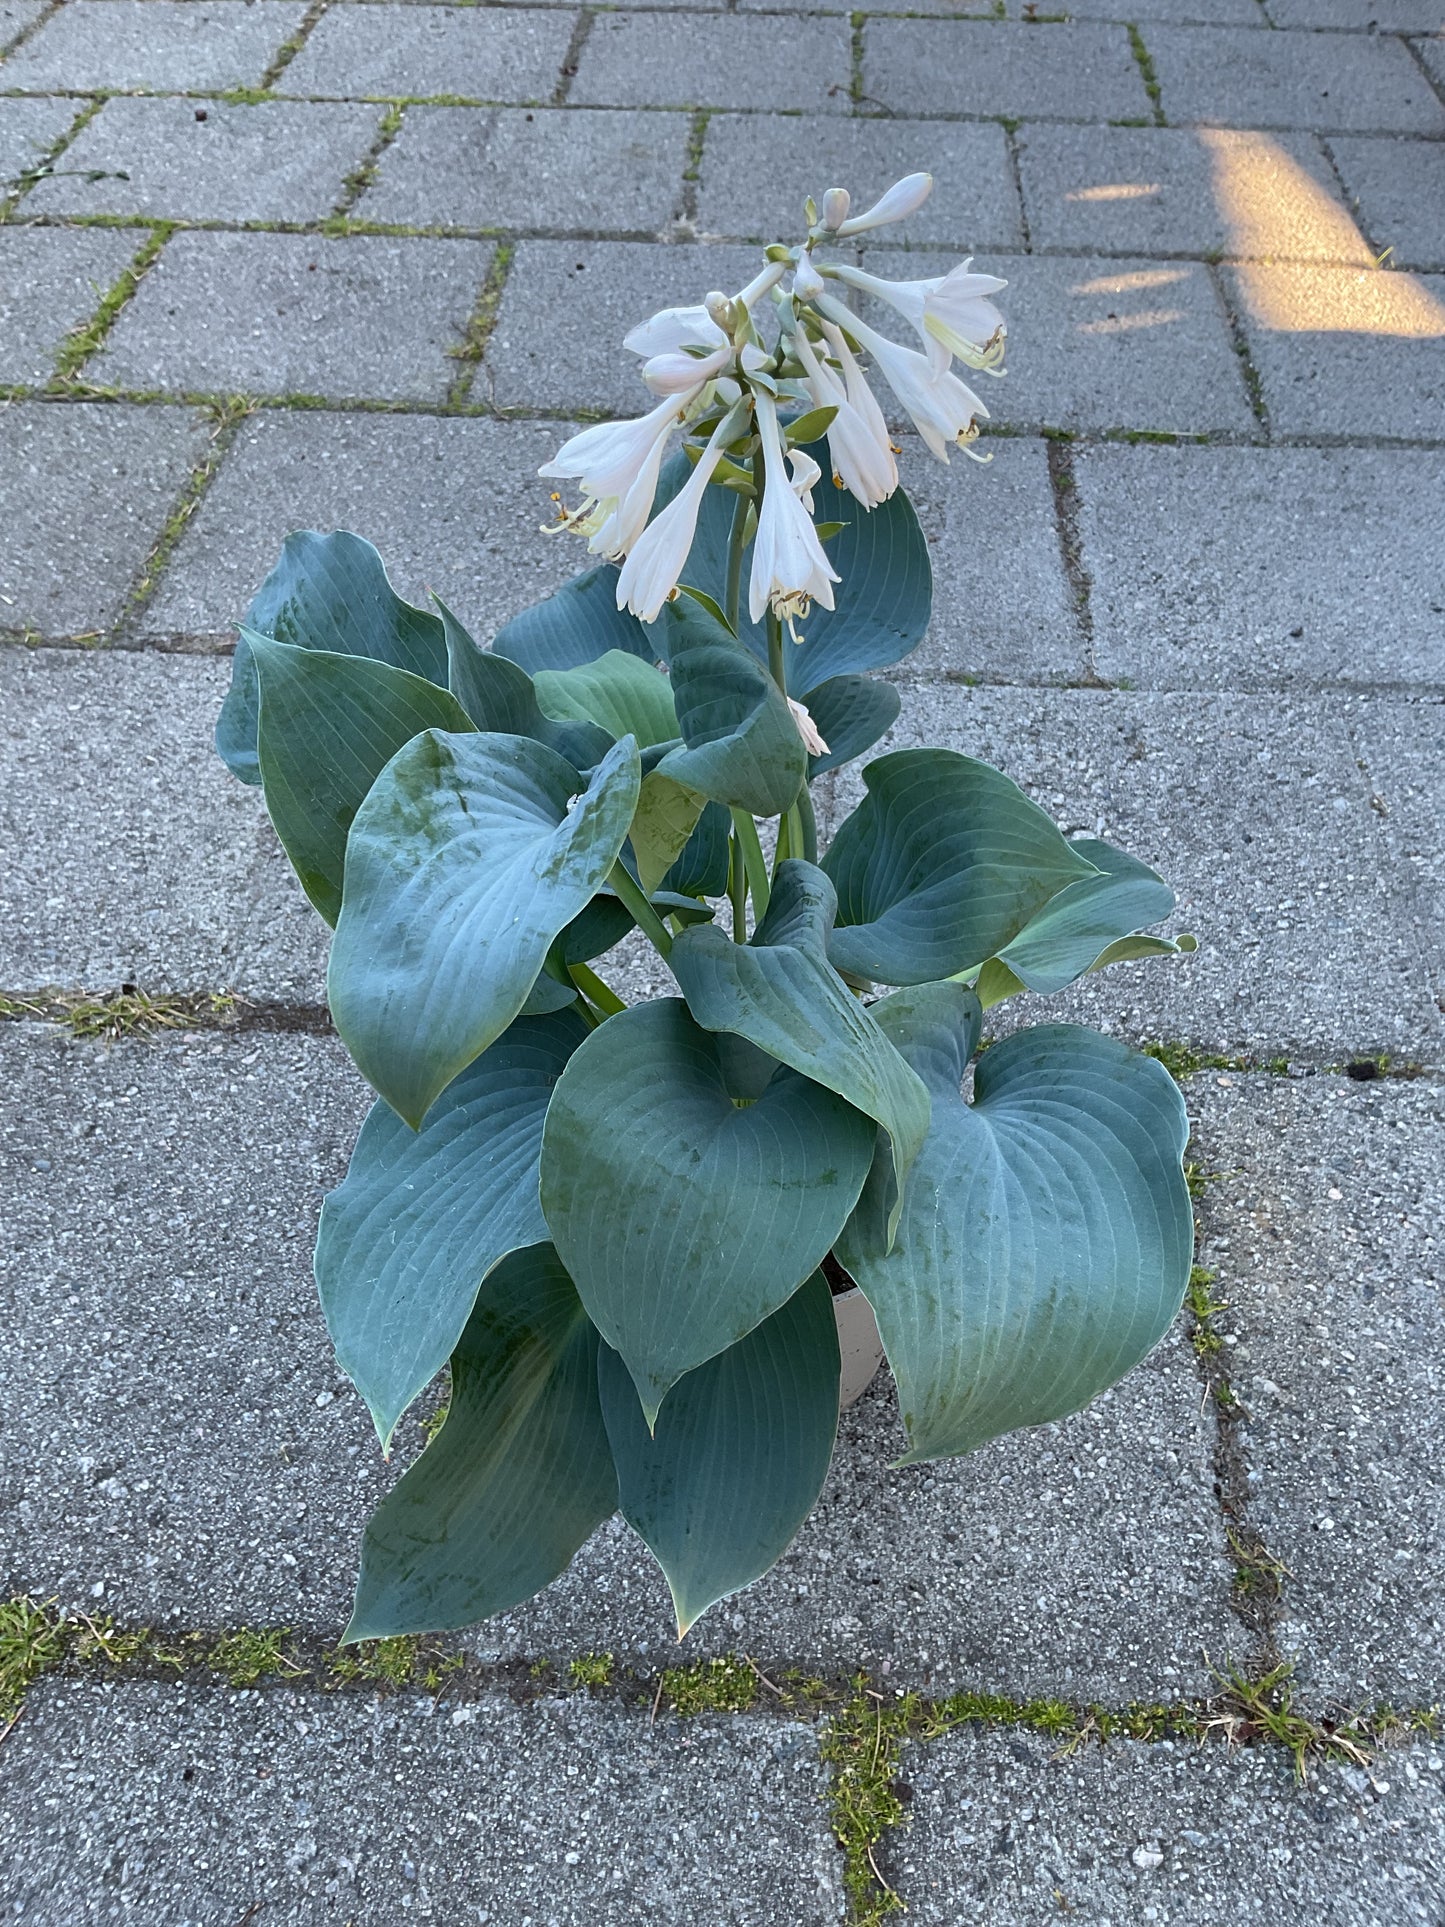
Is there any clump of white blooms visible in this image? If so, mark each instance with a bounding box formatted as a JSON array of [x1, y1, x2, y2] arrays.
[[539, 172, 1006, 643]]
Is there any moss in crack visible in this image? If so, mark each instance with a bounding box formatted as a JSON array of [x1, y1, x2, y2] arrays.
[[50, 225, 171, 383], [1126, 23, 1166, 124], [327, 1635, 464, 1693], [446, 242, 513, 406], [820, 1683, 917, 1925], [128, 398, 253, 614], [207, 1628, 308, 1688], [1185, 1264, 1227, 1359], [568, 1652, 615, 1690], [660, 1655, 758, 1717], [20, 987, 243, 1041], [323, 101, 406, 227], [0, 1596, 66, 1723]]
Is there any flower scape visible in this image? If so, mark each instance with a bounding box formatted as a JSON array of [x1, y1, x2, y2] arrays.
[[215, 174, 1197, 1642]]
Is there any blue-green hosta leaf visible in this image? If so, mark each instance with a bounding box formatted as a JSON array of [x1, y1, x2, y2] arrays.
[[539, 997, 876, 1425], [598, 1269, 840, 1636], [823, 749, 1099, 986], [629, 770, 708, 894], [983, 838, 1179, 997], [433, 595, 612, 770], [346, 1243, 616, 1639], [655, 455, 931, 695], [329, 730, 641, 1127], [663, 797, 732, 898], [217, 531, 447, 786], [535, 648, 680, 749], [491, 562, 658, 675], [248, 632, 474, 928], [316, 1008, 590, 1450], [670, 859, 929, 1251], [800, 674, 902, 779], [653, 595, 806, 818], [836, 983, 1194, 1466]]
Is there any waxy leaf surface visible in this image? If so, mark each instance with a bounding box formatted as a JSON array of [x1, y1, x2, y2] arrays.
[[539, 997, 876, 1424], [653, 596, 806, 817], [800, 673, 901, 779], [979, 837, 1180, 997], [316, 1008, 590, 1449], [823, 749, 1098, 985], [836, 983, 1193, 1465], [329, 730, 640, 1126], [434, 596, 612, 770], [535, 648, 680, 749], [346, 1243, 616, 1639], [491, 562, 657, 674], [598, 1270, 839, 1635]]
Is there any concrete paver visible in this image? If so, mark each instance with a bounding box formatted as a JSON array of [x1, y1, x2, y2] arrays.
[[0, 0, 46, 49], [0, 225, 137, 385], [1348, 700, 1445, 995], [0, 95, 79, 182], [1270, 0, 1445, 24], [1193, 1075, 1445, 1708], [359, 104, 691, 234], [1226, 261, 1445, 438], [18, 96, 385, 224], [95, 230, 497, 403], [863, 21, 1153, 122], [0, 1679, 845, 1924], [1079, 443, 1445, 689], [1329, 134, 1445, 270], [696, 115, 1023, 251], [0, 0, 308, 93], [139, 412, 587, 646], [1148, 24, 1445, 132], [0, 649, 328, 1000], [570, 13, 853, 111], [1016, 123, 1372, 263], [0, 402, 209, 637], [279, 4, 575, 102], [1416, 32, 1445, 88], [889, 1726, 1445, 1922]]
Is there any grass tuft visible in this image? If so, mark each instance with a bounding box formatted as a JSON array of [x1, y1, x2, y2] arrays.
[[206, 1628, 307, 1688], [661, 1654, 758, 1717], [568, 1652, 615, 1690], [0, 1597, 66, 1724]]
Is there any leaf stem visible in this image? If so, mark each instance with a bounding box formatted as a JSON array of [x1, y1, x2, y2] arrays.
[[728, 833, 748, 942], [568, 961, 626, 1016], [724, 489, 749, 636], [730, 809, 771, 923], [608, 863, 673, 959], [766, 608, 786, 694], [795, 784, 819, 865]]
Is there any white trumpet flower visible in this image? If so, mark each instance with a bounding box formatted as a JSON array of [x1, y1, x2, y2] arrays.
[[748, 392, 839, 632], [539, 391, 700, 556], [817, 295, 989, 464], [793, 322, 897, 509], [832, 261, 1007, 375], [787, 445, 822, 514], [834, 172, 933, 237], [788, 697, 831, 758], [615, 412, 739, 623]]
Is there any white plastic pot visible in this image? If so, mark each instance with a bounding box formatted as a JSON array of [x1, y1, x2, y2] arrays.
[[833, 1286, 886, 1408]]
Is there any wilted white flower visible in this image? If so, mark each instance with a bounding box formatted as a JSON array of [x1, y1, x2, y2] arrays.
[[832, 261, 1007, 374], [793, 322, 897, 509], [834, 172, 933, 237], [615, 412, 741, 622], [788, 697, 831, 758], [748, 393, 839, 632], [816, 295, 989, 463]]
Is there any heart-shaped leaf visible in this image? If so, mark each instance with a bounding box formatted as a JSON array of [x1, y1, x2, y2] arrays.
[[248, 632, 474, 927], [217, 531, 447, 786], [663, 797, 732, 898], [981, 837, 1179, 997], [316, 1007, 590, 1450], [630, 770, 707, 894], [823, 749, 1099, 986], [491, 562, 658, 675], [799, 673, 901, 779], [655, 454, 931, 695], [836, 983, 1193, 1465], [434, 595, 613, 770], [653, 596, 806, 817], [598, 1269, 839, 1636], [535, 648, 680, 749], [670, 860, 929, 1251], [346, 1242, 616, 1639], [329, 730, 640, 1127], [540, 997, 876, 1424]]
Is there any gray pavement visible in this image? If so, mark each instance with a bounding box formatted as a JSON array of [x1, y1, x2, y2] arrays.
[[0, 0, 1442, 1916]]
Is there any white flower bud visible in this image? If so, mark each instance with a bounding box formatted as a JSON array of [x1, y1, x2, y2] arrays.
[[792, 253, 825, 302], [821, 188, 851, 231], [705, 290, 736, 334], [836, 172, 933, 237]]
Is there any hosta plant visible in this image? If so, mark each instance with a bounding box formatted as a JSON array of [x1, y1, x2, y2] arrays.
[[216, 173, 1196, 1641]]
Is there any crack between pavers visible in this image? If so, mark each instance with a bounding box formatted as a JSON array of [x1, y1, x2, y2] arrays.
[[324, 98, 408, 223], [0, 94, 104, 223], [552, 6, 595, 106], [1043, 436, 1100, 681], [114, 400, 254, 640], [1399, 31, 1445, 112], [1205, 256, 1271, 439], [1125, 21, 1167, 127], [0, 0, 61, 62], [445, 242, 515, 406], [1001, 122, 1030, 252], [44, 223, 173, 387], [260, 0, 332, 92]]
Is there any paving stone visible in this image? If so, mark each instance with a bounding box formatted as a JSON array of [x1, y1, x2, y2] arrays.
[[1417, 31, 1445, 86], [1016, 123, 1371, 263], [888, 1725, 1445, 1921], [863, 21, 1152, 122], [1029, 0, 1265, 20], [1079, 444, 1445, 690], [696, 115, 1023, 251], [1329, 135, 1445, 270], [95, 231, 496, 403], [0, 95, 78, 183], [139, 412, 592, 646], [0, 1019, 1231, 1695], [1347, 701, 1445, 996], [0, 226, 136, 385], [892, 435, 1085, 683], [0, 403, 208, 637], [358, 104, 690, 233], [280, 3, 572, 101], [1147, 24, 1445, 132], [0, 0, 46, 48], [859, 250, 1255, 435], [1270, 0, 1445, 25], [0, 1679, 844, 1925], [1226, 262, 1445, 439], [0, 649, 328, 999], [570, 13, 853, 111], [0, 0, 307, 93], [1191, 1074, 1445, 1707], [486, 238, 764, 412], [20, 96, 385, 224], [827, 685, 1442, 1058]]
